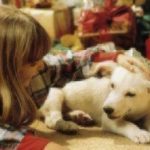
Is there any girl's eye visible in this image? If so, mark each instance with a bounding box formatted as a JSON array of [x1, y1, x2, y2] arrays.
[[111, 83, 115, 88], [125, 92, 136, 97]]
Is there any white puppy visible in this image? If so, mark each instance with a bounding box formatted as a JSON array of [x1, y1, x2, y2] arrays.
[[40, 61, 150, 144]]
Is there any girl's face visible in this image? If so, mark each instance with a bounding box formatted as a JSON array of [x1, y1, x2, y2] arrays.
[[19, 60, 45, 87]]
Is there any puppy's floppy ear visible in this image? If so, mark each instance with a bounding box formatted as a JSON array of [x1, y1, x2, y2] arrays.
[[82, 61, 117, 77]]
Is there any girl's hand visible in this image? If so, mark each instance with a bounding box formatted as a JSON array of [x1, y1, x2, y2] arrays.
[[117, 54, 150, 80]]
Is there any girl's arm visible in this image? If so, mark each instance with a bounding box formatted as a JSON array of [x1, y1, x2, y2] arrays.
[[42, 49, 122, 81], [43, 49, 150, 80]]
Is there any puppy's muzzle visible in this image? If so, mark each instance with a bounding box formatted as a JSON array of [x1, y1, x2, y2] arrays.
[[103, 107, 114, 115], [103, 107, 120, 119]]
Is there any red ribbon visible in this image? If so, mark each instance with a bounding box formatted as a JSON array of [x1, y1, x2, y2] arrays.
[[78, 1, 136, 43]]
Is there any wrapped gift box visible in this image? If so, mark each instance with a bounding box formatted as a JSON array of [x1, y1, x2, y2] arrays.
[[76, 1, 136, 49], [21, 7, 73, 41]]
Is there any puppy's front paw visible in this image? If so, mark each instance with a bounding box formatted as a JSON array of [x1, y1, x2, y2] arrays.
[[56, 120, 79, 134], [129, 129, 150, 144], [66, 110, 95, 126]]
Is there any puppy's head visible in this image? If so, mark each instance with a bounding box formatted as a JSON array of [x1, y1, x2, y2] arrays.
[[103, 66, 150, 120]]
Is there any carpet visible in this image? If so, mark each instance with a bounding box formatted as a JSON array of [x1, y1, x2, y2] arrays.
[[30, 120, 150, 150]]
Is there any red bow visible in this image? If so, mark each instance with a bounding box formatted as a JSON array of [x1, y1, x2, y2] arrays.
[[78, 1, 136, 44]]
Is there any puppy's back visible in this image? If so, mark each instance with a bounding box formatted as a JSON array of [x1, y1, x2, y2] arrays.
[[62, 77, 111, 113]]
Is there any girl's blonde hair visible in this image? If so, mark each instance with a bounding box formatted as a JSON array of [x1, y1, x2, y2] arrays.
[[0, 5, 51, 127]]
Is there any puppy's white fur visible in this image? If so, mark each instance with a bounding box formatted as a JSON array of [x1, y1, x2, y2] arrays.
[[40, 61, 150, 144]]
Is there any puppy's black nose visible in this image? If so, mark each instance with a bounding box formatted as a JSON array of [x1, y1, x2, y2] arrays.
[[103, 107, 114, 115]]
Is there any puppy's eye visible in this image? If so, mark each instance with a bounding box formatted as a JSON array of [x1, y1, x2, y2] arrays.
[[125, 92, 136, 97], [111, 83, 115, 88]]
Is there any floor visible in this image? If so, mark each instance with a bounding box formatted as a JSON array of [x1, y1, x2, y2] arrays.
[[30, 120, 150, 150]]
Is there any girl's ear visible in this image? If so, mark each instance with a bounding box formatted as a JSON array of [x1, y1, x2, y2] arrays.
[[82, 61, 117, 77]]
